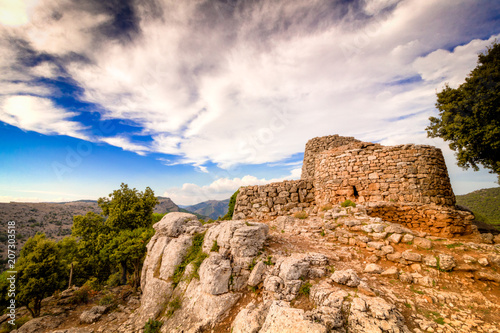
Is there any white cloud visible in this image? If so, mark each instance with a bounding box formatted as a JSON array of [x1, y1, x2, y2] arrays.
[[164, 167, 302, 205], [0, 95, 89, 139], [99, 136, 149, 156]]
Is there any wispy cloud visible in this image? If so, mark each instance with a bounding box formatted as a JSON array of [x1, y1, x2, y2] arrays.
[[0, 95, 89, 139], [1, 0, 499, 176], [164, 167, 302, 205]]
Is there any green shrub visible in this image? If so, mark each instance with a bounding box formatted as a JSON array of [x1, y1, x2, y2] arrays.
[[166, 297, 182, 317], [341, 200, 356, 208], [99, 293, 116, 306], [0, 316, 30, 333], [72, 284, 92, 304], [172, 232, 207, 288], [298, 281, 312, 297], [85, 277, 101, 291], [222, 190, 239, 220], [210, 240, 219, 252], [144, 318, 163, 333], [293, 211, 308, 219], [106, 272, 121, 288], [264, 256, 274, 266], [152, 213, 167, 223]]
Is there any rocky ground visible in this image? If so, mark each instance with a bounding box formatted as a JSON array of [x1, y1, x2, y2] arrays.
[[2, 208, 499, 333]]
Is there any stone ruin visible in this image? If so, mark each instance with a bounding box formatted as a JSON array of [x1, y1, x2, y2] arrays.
[[234, 135, 474, 237]]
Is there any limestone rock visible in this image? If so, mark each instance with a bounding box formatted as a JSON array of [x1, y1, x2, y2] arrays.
[[259, 301, 327, 333], [199, 253, 232, 295], [365, 263, 383, 274], [248, 261, 267, 287], [402, 251, 421, 262], [232, 301, 269, 333], [381, 267, 399, 278], [388, 233, 403, 244], [80, 305, 107, 324], [414, 237, 432, 249], [348, 296, 410, 333], [438, 254, 456, 271], [478, 258, 489, 266], [423, 255, 437, 268], [331, 269, 360, 287], [153, 212, 202, 237], [401, 234, 414, 243], [310, 281, 348, 308], [16, 316, 64, 333]]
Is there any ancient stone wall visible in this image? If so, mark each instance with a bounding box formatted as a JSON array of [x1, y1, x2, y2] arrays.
[[301, 135, 361, 179], [233, 134, 472, 236], [366, 203, 474, 237], [313, 143, 456, 207], [233, 180, 315, 220]]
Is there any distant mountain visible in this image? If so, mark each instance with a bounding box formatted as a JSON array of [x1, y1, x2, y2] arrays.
[[155, 196, 180, 214], [456, 187, 500, 231], [184, 199, 230, 220]]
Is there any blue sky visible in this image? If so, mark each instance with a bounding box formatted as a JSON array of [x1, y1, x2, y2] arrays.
[[0, 0, 499, 205]]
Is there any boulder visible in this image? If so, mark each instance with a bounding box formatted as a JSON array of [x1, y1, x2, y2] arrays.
[[331, 269, 360, 287], [414, 237, 432, 249], [438, 254, 456, 271], [364, 263, 383, 274], [80, 305, 107, 324], [259, 301, 328, 333], [153, 212, 202, 237], [248, 261, 267, 287], [348, 296, 410, 333]]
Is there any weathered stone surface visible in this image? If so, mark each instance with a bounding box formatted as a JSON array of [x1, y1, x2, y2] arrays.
[[387, 252, 402, 262], [414, 237, 432, 249], [248, 261, 266, 287], [80, 305, 107, 324], [232, 301, 268, 333], [438, 254, 456, 271], [365, 263, 383, 274], [381, 267, 399, 278], [348, 296, 410, 333], [402, 234, 414, 243], [475, 271, 500, 283], [310, 281, 348, 308], [423, 255, 438, 268], [388, 233, 403, 244], [259, 301, 327, 333], [153, 212, 202, 237], [402, 251, 422, 262], [478, 258, 489, 266], [15, 316, 63, 333], [199, 253, 232, 295], [331, 269, 360, 287]]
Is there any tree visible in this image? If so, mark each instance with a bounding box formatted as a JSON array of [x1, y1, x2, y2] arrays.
[[101, 228, 154, 289], [16, 234, 65, 317], [98, 183, 159, 230], [427, 42, 500, 181], [72, 184, 159, 286]]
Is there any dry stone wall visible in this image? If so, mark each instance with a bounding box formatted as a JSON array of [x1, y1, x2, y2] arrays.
[[233, 180, 315, 220], [366, 203, 474, 237], [313, 143, 456, 207], [233, 135, 473, 236], [301, 134, 361, 179]]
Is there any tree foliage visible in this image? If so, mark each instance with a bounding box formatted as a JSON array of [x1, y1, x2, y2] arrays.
[[427, 42, 500, 181], [16, 234, 65, 317], [71, 184, 158, 287], [98, 183, 159, 230]]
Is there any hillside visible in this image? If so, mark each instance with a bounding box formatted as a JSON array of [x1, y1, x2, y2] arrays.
[[184, 198, 230, 220], [0, 197, 181, 266], [456, 187, 500, 230]]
